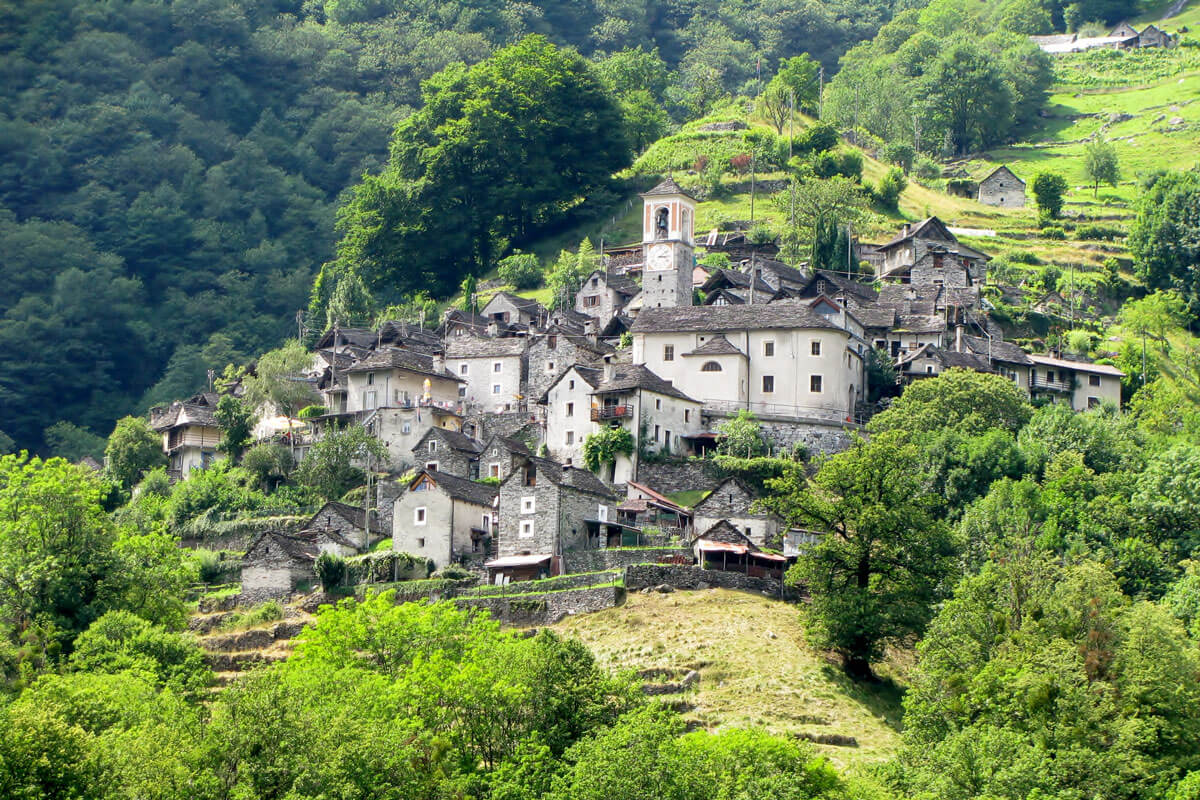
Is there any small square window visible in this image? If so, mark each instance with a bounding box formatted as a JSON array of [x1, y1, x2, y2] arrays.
[[1089, 374, 1101, 387], [460, 363, 468, 375], [811, 340, 822, 356], [414, 507, 427, 525], [493, 362, 502, 373], [492, 384, 501, 395], [401, 422, 412, 434], [546, 361, 555, 373], [519, 520, 534, 538], [521, 496, 536, 514], [810, 375, 823, 393], [428, 441, 437, 452], [663, 345, 674, 361], [417, 538, 425, 548], [764, 341, 775, 357], [762, 375, 775, 393], [1088, 396, 1100, 409]]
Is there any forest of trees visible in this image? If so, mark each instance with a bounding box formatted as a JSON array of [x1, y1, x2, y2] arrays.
[[0, 0, 913, 455]]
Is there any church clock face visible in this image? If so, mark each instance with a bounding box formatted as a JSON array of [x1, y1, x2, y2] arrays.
[[647, 243, 672, 270]]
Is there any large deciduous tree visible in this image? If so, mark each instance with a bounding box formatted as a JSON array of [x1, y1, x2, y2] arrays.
[[763, 432, 959, 678], [329, 35, 631, 309], [104, 416, 164, 489], [1129, 170, 1200, 314], [868, 368, 1033, 438]]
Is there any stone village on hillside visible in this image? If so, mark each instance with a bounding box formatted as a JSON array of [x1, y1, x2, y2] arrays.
[[150, 179, 1124, 604]]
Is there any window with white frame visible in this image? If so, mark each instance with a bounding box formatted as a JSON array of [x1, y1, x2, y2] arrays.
[[492, 384, 501, 395], [811, 340, 822, 356], [428, 441, 437, 452], [519, 520, 534, 538], [493, 362, 502, 373], [762, 375, 775, 393], [565, 431, 574, 445], [414, 507, 427, 525], [764, 340, 775, 357], [566, 402, 574, 417], [460, 363, 468, 375], [521, 496, 536, 514], [664, 345, 674, 361], [655, 398, 662, 410], [401, 422, 412, 434]]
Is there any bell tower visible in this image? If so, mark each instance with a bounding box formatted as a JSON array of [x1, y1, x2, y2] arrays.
[[640, 178, 695, 309]]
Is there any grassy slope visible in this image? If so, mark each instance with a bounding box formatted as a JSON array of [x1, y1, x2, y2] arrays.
[[554, 588, 905, 768]]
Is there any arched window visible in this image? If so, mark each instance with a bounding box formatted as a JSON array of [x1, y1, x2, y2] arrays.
[[701, 361, 722, 372]]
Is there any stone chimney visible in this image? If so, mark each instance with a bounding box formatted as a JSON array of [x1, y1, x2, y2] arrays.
[[584, 317, 598, 346], [486, 319, 499, 337], [902, 223, 911, 237], [432, 353, 445, 374], [602, 353, 615, 384], [955, 324, 964, 353]]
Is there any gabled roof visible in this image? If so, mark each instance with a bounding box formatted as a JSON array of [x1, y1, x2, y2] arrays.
[[377, 320, 442, 352], [484, 291, 546, 314], [642, 177, 695, 199], [684, 334, 745, 357], [307, 500, 386, 536], [1029, 354, 1125, 377], [693, 477, 766, 516], [445, 335, 527, 359], [700, 268, 776, 295], [243, 530, 319, 563], [503, 455, 615, 498], [600, 314, 634, 337], [894, 314, 947, 334], [753, 258, 809, 286], [898, 343, 992, 373], [800, 270, 879, 303], [539, 363, 603, 403], [150, 392, 220, 431], [590, 364, 699, 403], [692, 519, 759, 549], [482, 434, 533, 459], [344, 348, 463, 382], [962, 335, 1033, 366], [409, 469, 498, 507], [532, 326, 615, 357], [631, 300, 841, 334], [625, 480, 687, 513], [878, 217, 958, 251], [415, 426, 484, 455], [980, 165, 1025, 187], [314, 327, 378, 350]]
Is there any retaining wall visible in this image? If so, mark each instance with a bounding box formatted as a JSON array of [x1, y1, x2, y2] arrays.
[[634, 460, 723, 494], [624, 564, 794, 599], [456, 584, 625, 625], [563, 548, 691, 573]]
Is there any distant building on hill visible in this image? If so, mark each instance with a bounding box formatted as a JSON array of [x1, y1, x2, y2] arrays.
[[1031, 22, 1175, 54], [977, 165, 1025, 208]]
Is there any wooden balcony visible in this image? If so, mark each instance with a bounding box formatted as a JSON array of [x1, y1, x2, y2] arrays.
[[1031, 376, 1074, 393], [591, 404, 632, 421]]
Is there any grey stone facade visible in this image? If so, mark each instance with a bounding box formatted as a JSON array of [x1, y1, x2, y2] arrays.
[[977, 166, 1025, 208], [758, 420, 855, 456], [692, 477, 782, 548], [562, 547, 691, 574], [411, 427, 481, 479], [909, 251, 971, 288], [624, 564, 790, 598], [456, 584, 625, 625], [496, 458, 615, 561], [634, 460, 723, 495], [525, 331, 611, 404], [240, 531, 317, 604]]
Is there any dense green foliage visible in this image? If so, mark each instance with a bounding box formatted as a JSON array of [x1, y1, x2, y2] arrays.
[[1130, 169, 1200, 316], [1, 0, 911, 455], [824, 5, 1054, 154]]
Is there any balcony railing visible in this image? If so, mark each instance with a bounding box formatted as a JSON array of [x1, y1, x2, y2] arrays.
[[591, 404, 633, 421], [700, 399, 864, 427], [1031, 377, 1074, 393]]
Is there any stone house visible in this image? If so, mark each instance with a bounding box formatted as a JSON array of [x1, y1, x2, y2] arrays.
[[977, 165, 1025, 208], [241, 530, 319, 602], [691, 519, 787, 580], [491, 455, 616, 580], [393, 469, 498, 570], [699, 268, 779, 305], [525, 326, 614, 404], [481, 291, 546, 328], [1028, 355, 1123, 410], [874, 217, 989, 285], [631, 301, 866, 426], [575, 269, 639, 328], [477, 434, 533, 481], [539, 364, 602, 469], [445, 335, 528, 412], [1134, 24, 1173, 48], [304, 500, 387, 552], [411, 426, 483, 479], [586, 361, 704, 484], [692, 477, 782, 548], [149, 392, 222, 481]]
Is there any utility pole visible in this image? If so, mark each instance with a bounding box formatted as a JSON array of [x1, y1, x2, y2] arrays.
[[912, 113, 922, 155], [818, 66, 824, 120]]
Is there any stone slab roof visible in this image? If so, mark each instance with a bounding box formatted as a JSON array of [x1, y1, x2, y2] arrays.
[[684, 334, 744, 357], [150, 392, 220, 431], [642, 177, 694, 199], [590, 364, 698, 403], [445, 336, 527, 359], [418, 426, 484, 454], [963, 335, 1033, 366], [344, 348, 463, 381], [243, 530, 318, 564], [414, 469, 498, 507], [631, 300, 839, 334]]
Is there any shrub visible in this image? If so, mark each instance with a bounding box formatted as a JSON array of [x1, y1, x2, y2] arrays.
[[881, 141, 915, 172], [914, 157, 941, 182], [192, 549, 223, 584], [497, 252, 543, 289], [219, 601, 284, 631], [1032, 172, 1068, 219], [875, 167, 907, 210], [315, 552, 346, 590], [435, 565, 475, 580], [1075, 223, 1124, 241], [1041, 226, 1066, 240]]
